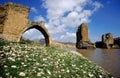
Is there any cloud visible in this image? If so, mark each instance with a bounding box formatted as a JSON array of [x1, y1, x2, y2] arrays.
[[24, 0, 103, 42], [31, 7, 38, 14], [42, 0, 103, 42], [59, 32, 76, 42], [22, 29, 44, 40], [34, 15, 45, 22], [43, 0, 89, 20], [92, 1, 103, 12]]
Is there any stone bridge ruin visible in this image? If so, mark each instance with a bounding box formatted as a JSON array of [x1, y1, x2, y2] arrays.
[[102, 33, 114, 48], [0, 2, 52, 46], [76, 23, 96, 49]]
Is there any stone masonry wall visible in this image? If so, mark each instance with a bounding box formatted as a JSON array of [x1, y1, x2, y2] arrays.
[[0, 2, 52, 46], [80, 23, 89, 41], [102, 33, 114, 48], [76, 23, 89, 42], [0, 6, 6, 33], [2, 2, 29, 41], [76, 23, 95, 49]]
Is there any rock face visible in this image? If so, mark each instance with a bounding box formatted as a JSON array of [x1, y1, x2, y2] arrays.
[[0, 2, 52, 46], [76, 23, 96, 49], [102, 33, 114, 48]]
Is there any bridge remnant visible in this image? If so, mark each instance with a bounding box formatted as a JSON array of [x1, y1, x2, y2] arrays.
[[102, 33, 114, 48], [0, 2, 52, 46], [76, 23, 96, 49]]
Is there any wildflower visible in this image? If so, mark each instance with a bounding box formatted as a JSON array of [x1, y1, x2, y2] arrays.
[[0, 53, 4, 57], [34, 62, 39, 66], [43, 58, 47, 61], [24, 51, 27, 54], [17, 58, 21, 60], [4, 65, 8, 68], [72, 64, 76, 67], [19, 72, 26, 76], [61, 69, 65, 72], [11, 65, 17, 68], [21, 62, 24, 65], [59, 75, 61, 78], [58, 59, 61, 61], [47, 70, 51, 75], [38, 68, 42, 71], [66, 69, 69, 73], [6, 72, 10, 76], [83, 71, 86, 74], [25, 55, 29, 58], [88, 73, 93, 77], [37, 72, 41, 76], [12, 53, 16, 56], [99, 75, 103, 78], [23, 65, 27, 67], [8, 57, 15, 61]]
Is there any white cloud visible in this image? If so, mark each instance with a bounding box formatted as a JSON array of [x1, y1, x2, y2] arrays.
[[59, 32, 76, 42], [92, 1, 103, 12], [22, 29, 44, 40], [24, 0, 103, 42], [31, 7, 38, 13], [34, 15, 45, 22], [43, 0, 88, 20], [45, 22, 66, 35], [42, 0, 103, 42]]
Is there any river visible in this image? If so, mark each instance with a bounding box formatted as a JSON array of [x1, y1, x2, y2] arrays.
[[76, 48, 120, 78], [57, 43, 120, 78]]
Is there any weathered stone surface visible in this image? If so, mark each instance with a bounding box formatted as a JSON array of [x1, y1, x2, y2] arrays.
[[26, 21, 52, 46], [102, 33, 114, 48], [77, 23, 89, 41], [0, 2, 52, 46], [76, 23, 96, 49], [95, 34, 120, 49], [0, 2, 29, 42], [0, 6, 6, 33]]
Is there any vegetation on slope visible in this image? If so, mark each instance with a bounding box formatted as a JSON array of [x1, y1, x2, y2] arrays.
[[0, 40, 112, 78]]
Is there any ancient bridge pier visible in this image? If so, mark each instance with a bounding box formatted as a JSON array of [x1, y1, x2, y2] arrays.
[[102, 33, 114, 48], [0, 2, 52, 46], [76, 23, 96, 49]]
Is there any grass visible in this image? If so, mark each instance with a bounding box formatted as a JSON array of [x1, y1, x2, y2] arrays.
[[0, 42, 113, 78]]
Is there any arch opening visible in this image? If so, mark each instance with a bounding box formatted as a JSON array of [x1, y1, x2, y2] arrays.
[[21, 25, 50, 46]]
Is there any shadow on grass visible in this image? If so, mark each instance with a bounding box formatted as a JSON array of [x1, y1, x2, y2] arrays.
[[0, 38, 7, 77], [0, 61, 6, 77]]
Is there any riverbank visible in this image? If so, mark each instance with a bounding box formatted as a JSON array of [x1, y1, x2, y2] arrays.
[[0, 42, 112, 78]]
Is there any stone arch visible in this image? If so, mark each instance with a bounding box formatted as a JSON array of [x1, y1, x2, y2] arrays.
[[22, 21, 51, 46], [0, 2, 52, 46]]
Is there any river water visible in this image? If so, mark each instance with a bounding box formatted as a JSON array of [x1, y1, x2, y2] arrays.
[[75, 48, 120, 78]]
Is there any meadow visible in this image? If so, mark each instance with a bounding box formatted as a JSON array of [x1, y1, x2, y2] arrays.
[[0, 40, 112, 78]]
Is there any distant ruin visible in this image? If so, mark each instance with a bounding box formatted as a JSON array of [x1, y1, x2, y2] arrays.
[[0, 2, 52, 46], [95, 33, 120, 49], [76, 23, 96, 49], [102, 33, 114, 48]]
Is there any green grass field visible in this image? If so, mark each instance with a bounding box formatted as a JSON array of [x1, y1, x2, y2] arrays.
[[0, 42, 112, 78]]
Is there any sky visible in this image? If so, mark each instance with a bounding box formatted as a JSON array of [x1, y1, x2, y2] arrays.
[[0, 0, 120, 43]]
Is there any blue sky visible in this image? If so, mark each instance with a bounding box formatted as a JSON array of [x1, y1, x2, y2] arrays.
[[0, 0, 120, 42]]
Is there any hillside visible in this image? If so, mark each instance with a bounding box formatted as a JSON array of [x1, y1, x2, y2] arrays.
[[0, 41, 112, 78]]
